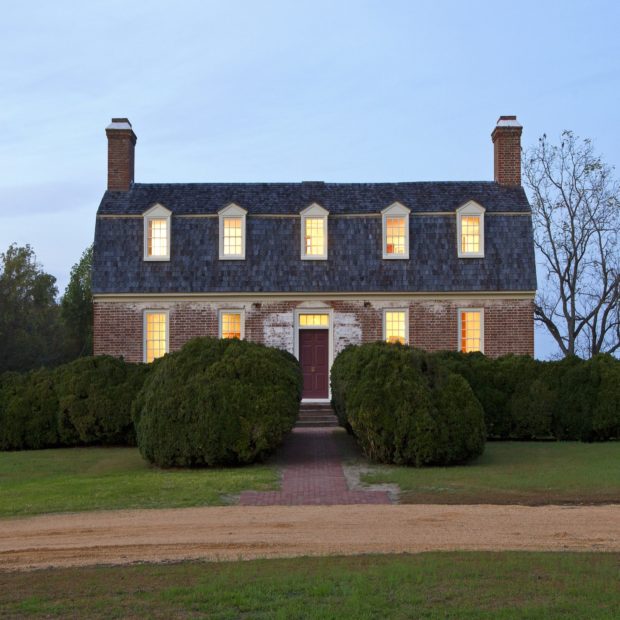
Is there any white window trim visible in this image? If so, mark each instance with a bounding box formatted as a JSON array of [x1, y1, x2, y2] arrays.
[[218, 203, 247, 260], [457, 307, 485, 354], [382, 307, 410, 344], [300, 203, 328, 260], [382, 202, 410, 260], [143, 204, 172, 261], [456, 200, 485, 258], [143, 309, 169, 363], [218, 308, 246, 339]]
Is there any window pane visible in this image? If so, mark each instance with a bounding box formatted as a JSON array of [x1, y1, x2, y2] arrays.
[[145, 312, 167, 363], [461, 216, 480, 254], [461, 311, 482, 352], [147, 219, 168, 257], [299, 314, 329, 327], [385, 311, 406, 344], [385, 216, 406, 255], [223, 217, 243, 256], [304, 217, 325, 256], [221, 312, 242, 339]]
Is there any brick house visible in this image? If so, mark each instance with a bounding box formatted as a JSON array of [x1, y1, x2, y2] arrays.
[[93, 116, 536, 401]]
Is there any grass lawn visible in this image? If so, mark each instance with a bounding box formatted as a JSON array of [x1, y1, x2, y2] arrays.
[[1, 552, 619, 619], [359, 441, 620, 505], [0, 447, 278, 518]]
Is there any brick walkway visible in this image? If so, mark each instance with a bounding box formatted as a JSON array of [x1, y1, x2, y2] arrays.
[[239, 427, 391, 506]]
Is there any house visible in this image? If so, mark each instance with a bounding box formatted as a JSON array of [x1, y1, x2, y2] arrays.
[[92, 116, 536, 401]]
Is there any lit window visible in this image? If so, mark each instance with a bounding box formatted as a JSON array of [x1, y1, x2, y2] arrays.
[[143, 204, 171, 261], [461, 216, 480, 253], [457, 201, 485, 258], [144, 311, 167, 363], [220, 311, 244, 339], [147, 219, 168, 257], [304, 218, 325, 256], [223, 218, 242, 255], [386, 217, 406, 255], [384, 310, 407, 344], [460, 309, 483, 353], [382, 202, 410, 259], [219, 204, 247, 260], [300, 204, 328, 260], [299, 314, 329, 327]]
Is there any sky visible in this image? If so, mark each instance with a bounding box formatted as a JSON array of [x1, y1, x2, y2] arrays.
[[1, 0, 619, 359]]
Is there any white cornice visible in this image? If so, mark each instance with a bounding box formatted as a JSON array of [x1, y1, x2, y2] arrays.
[[93, 290, 536, 302]]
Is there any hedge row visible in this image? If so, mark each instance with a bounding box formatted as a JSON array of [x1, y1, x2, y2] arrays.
[[133, 337, 302, 467], [331, 343, 486, 466], [431, 352, 620, 442], [0, 356, 149, 450]]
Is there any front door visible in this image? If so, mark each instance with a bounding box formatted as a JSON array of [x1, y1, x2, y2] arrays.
[[299, 329, 329, 399]]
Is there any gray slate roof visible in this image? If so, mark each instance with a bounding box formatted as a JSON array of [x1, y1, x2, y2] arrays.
[[93, 182, 537, 294]]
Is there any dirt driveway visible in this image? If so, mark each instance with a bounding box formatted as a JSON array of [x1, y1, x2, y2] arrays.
[[1, 504, 619, 571]]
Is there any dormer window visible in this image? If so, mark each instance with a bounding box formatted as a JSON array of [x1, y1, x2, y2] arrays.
[[457, 201, 485, 258], [382, 202, 410, 259], [143, 204, 171, 261], [219, 203, 247, 260], [300, 204, 328, 260]]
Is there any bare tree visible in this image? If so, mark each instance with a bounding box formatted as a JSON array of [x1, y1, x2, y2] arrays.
[[523, 131, 620, 358]]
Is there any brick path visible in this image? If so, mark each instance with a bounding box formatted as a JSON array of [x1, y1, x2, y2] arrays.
[[239, 427, 391, 506]]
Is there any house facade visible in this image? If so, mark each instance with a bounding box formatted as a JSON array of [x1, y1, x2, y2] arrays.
[[92, 116, 536, 400]]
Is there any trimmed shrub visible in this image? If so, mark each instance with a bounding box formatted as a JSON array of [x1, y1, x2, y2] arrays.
[[591, 356, 620, 440], [331, 343, 485, 466], [553, 354, 620, 441], [55, 356, 150, 446], [433, 351, 620, 442], [134, 337, 302, 467], [0, 369, 59, 450]]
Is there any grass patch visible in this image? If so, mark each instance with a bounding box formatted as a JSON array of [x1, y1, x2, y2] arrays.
[[0, 552, 619, 618], [360, 441, 620, 504], [0, 447, 278, 518]]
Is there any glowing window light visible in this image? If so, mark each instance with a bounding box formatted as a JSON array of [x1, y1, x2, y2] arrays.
[[461, 311, 482, 352], [304, 217, 325, 256], [386, 216, 406, 255], [147, 218, 168, 257], [221, 312, 242, 339], [385, 311, 406, 344], [299, 314, 329, 327], [461, 215, 480, 254], [223, 217, 242, 256], [145, 312, 167, 363]]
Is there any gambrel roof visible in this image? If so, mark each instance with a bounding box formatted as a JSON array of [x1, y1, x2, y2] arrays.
[[92, 181, 537, 294]]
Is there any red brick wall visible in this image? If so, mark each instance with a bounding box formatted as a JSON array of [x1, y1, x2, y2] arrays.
[[93, 297, 534, 363]]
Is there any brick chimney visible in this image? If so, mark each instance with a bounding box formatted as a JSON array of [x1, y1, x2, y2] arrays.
[[491, 115, 522, 186], [105, 118, 137, 191]]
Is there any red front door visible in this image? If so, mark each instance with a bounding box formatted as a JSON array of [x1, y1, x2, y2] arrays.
[[299, 329, 329, 399]]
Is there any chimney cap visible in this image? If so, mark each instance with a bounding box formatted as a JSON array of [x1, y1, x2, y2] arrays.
[[106, 118, 133, 131], [495, 115, 522, 128]]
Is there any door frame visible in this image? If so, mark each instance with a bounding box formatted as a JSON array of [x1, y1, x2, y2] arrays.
[[293, 307, 333, 403]]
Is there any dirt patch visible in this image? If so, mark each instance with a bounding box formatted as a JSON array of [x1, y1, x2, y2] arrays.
[[1, 504, 619, 572], [398, 490, 620, 506]]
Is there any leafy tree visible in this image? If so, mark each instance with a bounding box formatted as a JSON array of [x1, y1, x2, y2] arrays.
[[0, 244, 63, 373], [61, 245, 93, 358], [523, 131, 620, 357]]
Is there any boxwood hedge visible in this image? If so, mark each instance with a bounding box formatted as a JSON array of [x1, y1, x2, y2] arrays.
[[133, 337, 302, 468], [0, 356, 149, 450], [331, 343, 486, 466], [431, 351, 620, 442]]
